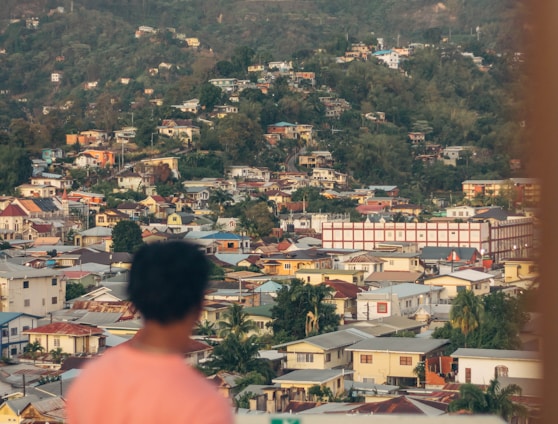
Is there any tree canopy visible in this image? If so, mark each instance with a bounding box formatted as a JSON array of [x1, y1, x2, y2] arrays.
[[111, 221, 144, 253]]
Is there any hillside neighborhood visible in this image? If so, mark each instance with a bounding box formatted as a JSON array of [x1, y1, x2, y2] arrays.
[[0, 2, 540, 423]]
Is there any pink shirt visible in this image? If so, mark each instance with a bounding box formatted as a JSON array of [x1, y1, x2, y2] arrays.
[[66, 343, 234, 424]]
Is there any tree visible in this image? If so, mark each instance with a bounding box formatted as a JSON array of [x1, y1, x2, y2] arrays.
[[49, 347, 68, 364], [205, 334, 274, 381], [449, 379, 526, 421], [241, 202, 276, 238], [199, 83, 223, 112], [66, 282, 86, 301], [450, 290, 483, 348], [24, 341, 44, 364], [271, 280, 339, 343], [111, 221, 143, 253], [218, 303, 258, 339]]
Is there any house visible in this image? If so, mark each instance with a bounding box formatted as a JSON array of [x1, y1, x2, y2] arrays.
[[340, 253, 386, 278], [73, 226, 112, 248], [75, 152, 100, 168], [184, 339, 213, 366], [260, 249, 332, 276], [323, 280, 365, 323], [227, 165, 271, 182], [503, 258, 538, 286], [19, 397, 66, 424], [0, 312, 41, 358], [298, 151, 334, 169], [116, 171, 145, 191], [272, 369, 348, 399], [311, 168, 348, 189], [171, 99, 201, 113], [208, 78, 238, 92], [0, 262, 64, 317], [0, 396, 40, 424], [139, 195, 172, 220], [451, 348, 542, 384], [113, 127, 136, 144], [356, 283, 443, 320], [346, 337, 449, 386], [420, 247, 482, 274], [139, 157, 180, 180], [295, 269, 366, 286], [31, 173, 73, 191], [24, 322, 105, 355], [185, 231, 250, 253], [372, 50, 400, 69], [364, 270, 423, 288], [79, 149, 115, 168], [95, 209, 129, 228], [273, 329, 372, 370], [0, 203, 28, 238], [157, 119, 200, 145], [423, 269, 493, 301], [243, 304, 274, 336]]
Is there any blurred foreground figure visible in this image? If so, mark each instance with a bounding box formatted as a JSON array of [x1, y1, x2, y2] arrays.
[[67, 241, 234, 424]]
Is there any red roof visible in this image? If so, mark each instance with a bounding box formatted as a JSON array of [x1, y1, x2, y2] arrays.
[[324, 280, 364, 299], [32, 223, 53, 233], [356, 204, 384, 214], [0, 204, 27, 217], [24, 322, 104, 336]]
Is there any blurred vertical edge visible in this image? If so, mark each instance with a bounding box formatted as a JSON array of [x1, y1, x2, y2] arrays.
[[533, 1, 558, 423]]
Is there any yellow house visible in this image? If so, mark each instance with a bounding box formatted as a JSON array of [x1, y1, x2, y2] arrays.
[[272, 369, 348, 398], [503, 258, 538, 285], [423, 269, 493, 300], [243, 304, 274, 336], [274, 329, 371, 370], [0, 396, 37, 423], [323, 280, 364, 323], [346, 337, 449, 386], [295, 269, 366, 286], [200, 301, 232, 329], [24, 322, 106, 355], [260, 250, 332, 276]]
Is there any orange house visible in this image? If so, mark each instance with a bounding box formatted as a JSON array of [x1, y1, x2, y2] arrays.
[[82, 149, 116, 167]]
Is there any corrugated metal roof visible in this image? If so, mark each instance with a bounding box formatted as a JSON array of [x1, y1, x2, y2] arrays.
[[274, 329, 371, 350], [346, 337, 449, 353], [363, 282, 443, 297], [273, 369, 348, 384]]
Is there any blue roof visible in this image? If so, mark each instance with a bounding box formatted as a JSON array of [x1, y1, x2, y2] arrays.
[[271, 121, 295, 127], [0, 312, 39, 326], [372, 50, 392, 56], [215, 253, 251, 265], [202, 232, 245, 240], [254, 280, 283, 293]]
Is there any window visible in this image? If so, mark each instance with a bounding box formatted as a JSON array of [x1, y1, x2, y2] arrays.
[[51, 278, 57, 286], [325, 353, 331, 362], [377, 302, 388, 314], [227, 242, 234, 248], [337, 350, 341, 359], [10, 328, 17, 336], [400, 356, 412, 366], [465, 368, 472, 383], [284, 263, 291, 270], [296, 353, 314, 363], [23, 281, 29, 289], [1, 329, 7, 337], [360, 354, 373, 364], [495, 365, 509, 378], [53, 337, 60, 347], [52, 297, 58, 305], [10, 348, 16, 356], [22, 326, 29, 331], [24, 299, 30, 307]]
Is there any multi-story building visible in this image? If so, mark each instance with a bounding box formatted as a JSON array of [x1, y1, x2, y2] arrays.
[[322, 219, 534, 262]]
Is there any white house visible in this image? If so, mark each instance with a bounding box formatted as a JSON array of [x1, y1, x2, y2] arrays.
[[0, 262, 64, 317], [356, 283, 443, 320], [451, 348, 542, 385], [0, 312, 40, 358]]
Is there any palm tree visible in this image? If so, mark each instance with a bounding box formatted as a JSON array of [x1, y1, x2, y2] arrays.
[[450, 290, 483, 348], [196, 320, 217, 337], [218, 303, 258, 339], [449, 378, 526, 422], [24, 341, 45, 364], [208, 188, 233, 215], [206, 334, 275, 381], [49, 347, 68, 364]]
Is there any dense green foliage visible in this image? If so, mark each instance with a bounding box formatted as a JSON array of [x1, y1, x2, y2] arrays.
[[433, 291, 530, 352], [111, 220, 144, 252], [271, 279, 339, 343], [449, 379, 526, 421], [0, 1, 529, 203]]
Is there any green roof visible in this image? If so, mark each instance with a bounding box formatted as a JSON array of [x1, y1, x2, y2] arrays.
[[243, 304, 274, 318]]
